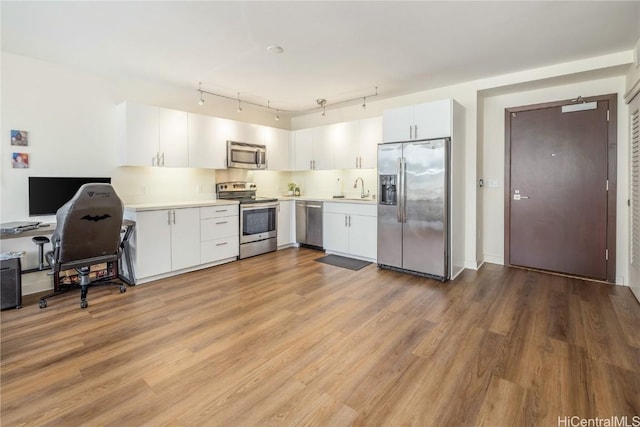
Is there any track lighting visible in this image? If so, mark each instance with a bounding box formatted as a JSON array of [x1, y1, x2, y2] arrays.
[[195, 84, 379, 117], [197, 82, 205, 105]]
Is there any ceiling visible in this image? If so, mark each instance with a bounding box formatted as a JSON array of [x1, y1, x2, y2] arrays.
[[2, 1, 639, 112]]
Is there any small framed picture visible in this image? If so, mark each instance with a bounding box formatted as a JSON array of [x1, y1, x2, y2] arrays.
[[11, 130, 28, 146], [12, 152, 29, 168]]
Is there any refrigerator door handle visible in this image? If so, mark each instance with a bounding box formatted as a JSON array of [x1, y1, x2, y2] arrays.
[[401, 158, 407, 223], [397, 158, 403, 223]]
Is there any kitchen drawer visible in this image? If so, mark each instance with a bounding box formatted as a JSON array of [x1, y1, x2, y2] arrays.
[[200, 205, 238, 220], [323, 202, 376, 217], [201, 216, 239, 241], [201, 237, 239, 264]]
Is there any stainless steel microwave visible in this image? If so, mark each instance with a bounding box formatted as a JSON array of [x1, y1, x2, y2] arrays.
[[227, 141, 267, 169]]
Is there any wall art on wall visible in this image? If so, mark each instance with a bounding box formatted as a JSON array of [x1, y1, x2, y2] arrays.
[[10, 130, 28, 146], [12, 152, 29, 168]]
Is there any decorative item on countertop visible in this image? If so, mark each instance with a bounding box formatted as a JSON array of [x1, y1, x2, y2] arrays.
[[294, 186, 301, 197], [333, 178, 344, 198], [287, 182, 296, 196]]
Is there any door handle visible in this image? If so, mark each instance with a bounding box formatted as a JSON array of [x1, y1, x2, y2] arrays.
[[513, 190, 529, 200], [345, 215, 348, 227]]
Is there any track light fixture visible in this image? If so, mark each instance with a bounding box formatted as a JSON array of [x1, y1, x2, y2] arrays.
[[198, 82, 205, 105], [195, 84, 379, 117]]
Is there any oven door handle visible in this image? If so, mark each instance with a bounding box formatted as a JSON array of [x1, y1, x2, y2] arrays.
[[241, 202, 279, 210]]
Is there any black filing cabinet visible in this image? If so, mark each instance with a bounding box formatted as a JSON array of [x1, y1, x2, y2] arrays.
[[1, 258, 22, 309]]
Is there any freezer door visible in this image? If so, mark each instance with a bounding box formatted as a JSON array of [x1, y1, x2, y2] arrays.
[[402, 139, 448, 277], [377, 143, 403, 268]]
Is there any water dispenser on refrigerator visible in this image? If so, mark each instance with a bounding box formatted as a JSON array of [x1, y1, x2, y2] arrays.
[[379, 174, 397, 205]]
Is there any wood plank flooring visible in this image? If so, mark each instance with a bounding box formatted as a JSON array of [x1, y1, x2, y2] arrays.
[[2, 248, 639, 426]]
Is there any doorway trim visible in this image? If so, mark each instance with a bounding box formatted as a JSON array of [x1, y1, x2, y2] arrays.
[[504, 94, 617, 283]]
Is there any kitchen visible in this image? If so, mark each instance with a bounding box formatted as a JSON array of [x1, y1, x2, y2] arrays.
[[1, 2, 639, 426]]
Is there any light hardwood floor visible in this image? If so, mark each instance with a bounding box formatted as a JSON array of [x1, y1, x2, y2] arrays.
[[2, 248, 639, 426]]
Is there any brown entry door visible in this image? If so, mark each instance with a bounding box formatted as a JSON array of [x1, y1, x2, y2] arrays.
[[507, 97, 612, 281]]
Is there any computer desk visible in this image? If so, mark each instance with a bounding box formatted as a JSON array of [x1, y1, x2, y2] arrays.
[[0, 220, 136, 286]]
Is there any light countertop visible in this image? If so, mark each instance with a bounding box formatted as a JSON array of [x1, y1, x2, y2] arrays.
[[124, 200, 239, 212], [274, 196, 377, 205]]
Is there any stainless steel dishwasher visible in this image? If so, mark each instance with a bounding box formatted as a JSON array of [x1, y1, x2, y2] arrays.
[[296, 200, 323, 249]]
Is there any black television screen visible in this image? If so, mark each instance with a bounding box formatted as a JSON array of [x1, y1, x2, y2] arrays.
[[29, 176, 112, 216]]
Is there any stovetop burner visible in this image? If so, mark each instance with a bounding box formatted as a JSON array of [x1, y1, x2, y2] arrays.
[[216, 181, 278, 204]]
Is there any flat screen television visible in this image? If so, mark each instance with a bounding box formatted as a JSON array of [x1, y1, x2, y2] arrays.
[[29, 176, 112, 216]]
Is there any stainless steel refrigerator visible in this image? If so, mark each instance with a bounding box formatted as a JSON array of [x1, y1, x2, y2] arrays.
[[377, 138, 450, 280]]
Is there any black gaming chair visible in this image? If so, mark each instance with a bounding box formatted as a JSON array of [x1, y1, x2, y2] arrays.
[[38, 183, 127, 309]]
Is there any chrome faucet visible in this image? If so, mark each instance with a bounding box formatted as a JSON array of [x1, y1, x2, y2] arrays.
[[353, 177, 368, 198]]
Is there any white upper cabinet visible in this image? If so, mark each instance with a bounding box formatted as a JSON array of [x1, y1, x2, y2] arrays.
[[117, 102, 159, 167], [312, 125, 334, 170], [117, 102, 188, 167], [356, 117, 382, 169], [188, 113, 228, 169], [413, 99, 452, 140], [332, 117, 381, 170], [292, 125, 335, 171], [333, 121, 359, 170], [383, 105, 414, 143], [293, 128, 314, 171], [159, 108, 188, 168], [263, 127, 290, 171], [228, 121, 264, 145], [383, 99, 452, 143]]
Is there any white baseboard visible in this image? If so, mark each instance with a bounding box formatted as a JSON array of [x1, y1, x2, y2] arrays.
[[22, 271, 54, 295], [483, 254, 505, 265]]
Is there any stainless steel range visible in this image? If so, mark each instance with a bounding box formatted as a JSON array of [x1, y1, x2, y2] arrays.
[[216, 182, 278, 259]]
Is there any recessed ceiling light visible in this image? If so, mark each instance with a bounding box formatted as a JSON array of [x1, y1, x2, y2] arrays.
[[266, 45, 284, 54]]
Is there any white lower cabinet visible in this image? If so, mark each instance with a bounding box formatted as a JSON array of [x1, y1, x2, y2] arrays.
[[130, 207, 200, 280], [200, 205, 239, 263], [126, 203, 239, 283], [323, 203, 377, 261], [277, 200, 295, 247]]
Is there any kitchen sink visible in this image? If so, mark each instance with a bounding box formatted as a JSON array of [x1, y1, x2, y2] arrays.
[[333, 196, 375, 202]]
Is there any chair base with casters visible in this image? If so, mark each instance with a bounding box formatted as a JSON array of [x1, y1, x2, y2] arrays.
[[38, 256, 127, 309]]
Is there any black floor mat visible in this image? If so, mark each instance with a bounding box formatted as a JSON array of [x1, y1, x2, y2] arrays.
[[315, 254, 371, 271]]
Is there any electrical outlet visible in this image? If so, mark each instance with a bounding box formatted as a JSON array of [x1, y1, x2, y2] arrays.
[[488, 179, 498, 188]]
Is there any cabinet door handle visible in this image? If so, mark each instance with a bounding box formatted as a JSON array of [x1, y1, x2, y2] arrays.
[[167, 210, 172, 225], [216, 221, 228, 225], [414, 125, 418, 140], [152, 155, 156, 167], [409, 125, 413, 140], [216, 242, 228, 247], [345, 215, 348, 227], [310, 160, 313, 170], [355, 157, 359, 168], [172, 210, 176, 224], [215, 209, 228, 213], [161, 152, 165, 167], [348, 215, 351, 227]]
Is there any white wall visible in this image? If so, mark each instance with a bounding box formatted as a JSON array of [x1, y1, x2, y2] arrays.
[[0, 52, 289, 224]]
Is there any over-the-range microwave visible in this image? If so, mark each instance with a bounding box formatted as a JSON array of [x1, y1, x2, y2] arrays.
[[227, 140, 267, 170]]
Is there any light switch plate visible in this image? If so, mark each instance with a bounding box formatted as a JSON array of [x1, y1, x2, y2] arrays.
[[488, 179, 498, 188]]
